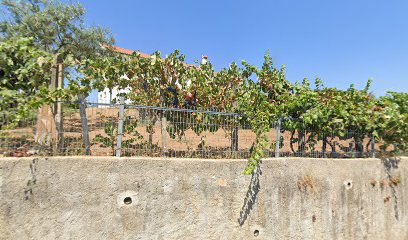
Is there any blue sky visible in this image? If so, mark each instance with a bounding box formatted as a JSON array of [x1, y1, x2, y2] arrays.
[[82, 0, 406, 96]]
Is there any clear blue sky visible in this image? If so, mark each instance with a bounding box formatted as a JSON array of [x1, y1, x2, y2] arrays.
[[79, 0, 408, 96]]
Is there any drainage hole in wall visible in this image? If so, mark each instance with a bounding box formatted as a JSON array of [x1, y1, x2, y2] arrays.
[[344, 180, 353, 189], [124, 197, 132, 205], [254, 229, 259, 237]]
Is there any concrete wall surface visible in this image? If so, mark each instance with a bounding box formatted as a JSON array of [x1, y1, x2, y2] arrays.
[[0, 156, 407, 240]]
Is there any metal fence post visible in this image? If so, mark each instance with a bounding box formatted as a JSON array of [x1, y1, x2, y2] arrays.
[[56, 61, 64, 152], [371, 134, 375, 158], [116, 96, 125, 157], [275, 118, 282, 158], [161, 111, 168, 157], [231, 115, 239, 153], [78, 94, 90, 155]]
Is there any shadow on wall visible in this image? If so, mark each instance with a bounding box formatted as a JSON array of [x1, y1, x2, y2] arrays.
[[382, 157, 400, 172], [382, 157, 401, 220], [238, 162, 262, 226]]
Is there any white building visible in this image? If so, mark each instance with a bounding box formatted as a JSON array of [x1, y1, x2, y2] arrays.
[[97, 74, 131, 106], [97, 87, 131, 106]]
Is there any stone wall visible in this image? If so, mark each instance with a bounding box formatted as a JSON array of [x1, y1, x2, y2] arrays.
[[0, 157, 407, 239]]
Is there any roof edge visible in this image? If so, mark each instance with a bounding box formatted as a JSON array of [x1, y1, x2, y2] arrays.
[[102, 44, 198, 68]]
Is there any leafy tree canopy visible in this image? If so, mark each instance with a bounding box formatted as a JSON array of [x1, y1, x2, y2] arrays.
[[0, 0, 114, 118], [0, 37, 52, 119], [1, 0, 114, 61]]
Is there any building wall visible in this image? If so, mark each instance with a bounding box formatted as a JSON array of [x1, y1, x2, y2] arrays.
[[97, 87, 131, 106], [0, 157, 407, 239]]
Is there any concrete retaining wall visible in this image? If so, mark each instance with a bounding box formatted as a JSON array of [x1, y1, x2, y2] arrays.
[[0, 157, 407, 239]]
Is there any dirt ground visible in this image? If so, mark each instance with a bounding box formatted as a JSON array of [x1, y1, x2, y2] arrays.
[[1, 107, 384, 158]]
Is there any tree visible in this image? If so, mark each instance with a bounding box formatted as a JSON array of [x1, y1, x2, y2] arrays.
[[1, 0, 113, 61], [0, 37, 52, 121], [1, 0, 114, 150], [377, 92, 408, 153], [0, 0, 114, 110]]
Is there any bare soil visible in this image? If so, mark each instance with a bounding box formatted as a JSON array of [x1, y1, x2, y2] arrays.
[[1, 107, 388, 158]]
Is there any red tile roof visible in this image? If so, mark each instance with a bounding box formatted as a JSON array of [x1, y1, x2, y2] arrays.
[[103, 45, 197, 68], [103, 45, 151, 58]]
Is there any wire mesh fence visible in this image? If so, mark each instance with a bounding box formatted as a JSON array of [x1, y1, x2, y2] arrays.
[[0, 100, 382, 158]]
